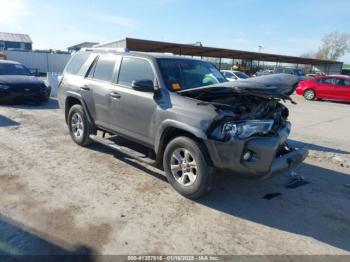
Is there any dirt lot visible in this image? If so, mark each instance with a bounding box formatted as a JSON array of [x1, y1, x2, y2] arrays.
[[0, 95, 350, 256]]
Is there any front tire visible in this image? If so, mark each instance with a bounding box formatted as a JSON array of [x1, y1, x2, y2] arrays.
[[67, 104, 95, 146], [163, 136, 214, 199], [304, 89, 316, 100]]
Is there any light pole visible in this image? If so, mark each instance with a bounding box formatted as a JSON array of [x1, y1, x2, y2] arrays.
[[257, 45, 263, 70], [258, 45, 264, 69]]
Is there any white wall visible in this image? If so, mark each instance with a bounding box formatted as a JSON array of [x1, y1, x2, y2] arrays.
[[4, 50, 71, 74]]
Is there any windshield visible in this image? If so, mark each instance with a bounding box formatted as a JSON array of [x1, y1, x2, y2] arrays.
[[0, 63, 31, 76], [234, 71, 249, 79], [157, 58, 226, 91]]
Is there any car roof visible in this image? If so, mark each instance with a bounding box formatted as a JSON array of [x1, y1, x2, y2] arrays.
[[328, 74, 350, 78], [0, 60, 20, 65], [316, 75, 350, 79]]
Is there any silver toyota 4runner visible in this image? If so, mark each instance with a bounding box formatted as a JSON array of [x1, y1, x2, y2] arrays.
[[58, 48, 307, 199]]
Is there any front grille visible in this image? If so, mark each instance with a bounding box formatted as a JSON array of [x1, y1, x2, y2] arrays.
[[11, 84, 41, 93]]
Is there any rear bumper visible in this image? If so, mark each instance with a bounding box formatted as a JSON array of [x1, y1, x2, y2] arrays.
[[205, 125, 308, 179], [295, 87, 304, 95]]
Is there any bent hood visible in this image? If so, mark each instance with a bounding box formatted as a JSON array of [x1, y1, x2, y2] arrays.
[[0, 75, 44, 86], [178, 73, 299, 98]]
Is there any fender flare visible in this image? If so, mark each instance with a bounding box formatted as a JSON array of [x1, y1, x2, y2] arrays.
[[65, 91, 94, 125], [154, 119, 208, 153]]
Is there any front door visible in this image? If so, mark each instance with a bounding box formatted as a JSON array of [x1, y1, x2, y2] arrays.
[[110, 56, 157, 146], [316, 77, 336, 99]]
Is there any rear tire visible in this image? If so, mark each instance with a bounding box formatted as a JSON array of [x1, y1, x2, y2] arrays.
[[67, 104, 95, 146], [163, 136, 214, 199], [304, 89, 316, 100]]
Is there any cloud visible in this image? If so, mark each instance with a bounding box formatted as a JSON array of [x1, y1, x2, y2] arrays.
[[0, 0, 32, 25], [89, 13, 138, 30]]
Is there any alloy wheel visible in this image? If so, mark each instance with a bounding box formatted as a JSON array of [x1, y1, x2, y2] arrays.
[[170, 148, 198, 186]]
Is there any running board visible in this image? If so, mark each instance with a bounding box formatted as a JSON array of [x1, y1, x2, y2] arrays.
[[89, 135, 156, 165]]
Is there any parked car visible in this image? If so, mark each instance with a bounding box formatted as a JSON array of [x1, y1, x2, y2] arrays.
[[296, 75, 350, 102], [221, 70, 250, 81], [253, 69, 273, 77], [58, 49, 307, 198], [274, 67, 310, 81], [0, 60, 50, 103]]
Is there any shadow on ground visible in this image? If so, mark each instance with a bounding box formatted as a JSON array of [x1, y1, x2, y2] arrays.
[[0, 215, 95, 261], [0, 98, 59, 110], [289, 139, 350, 155], [0, 115, 20, 127], [198, 162, 350, 252], [87, 138, 350, 252]]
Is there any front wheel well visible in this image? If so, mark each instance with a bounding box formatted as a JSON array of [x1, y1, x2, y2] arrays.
[[156, 127, 210, 164], [65, 97, 81, 123]]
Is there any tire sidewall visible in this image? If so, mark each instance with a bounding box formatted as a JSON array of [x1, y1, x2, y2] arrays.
[[68, 105, 90, 145], [163, 136, 212, 198], [304, 89, 315, 100]]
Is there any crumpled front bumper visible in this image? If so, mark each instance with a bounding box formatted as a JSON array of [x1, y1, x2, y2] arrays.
[[204, 125, 308, 180]]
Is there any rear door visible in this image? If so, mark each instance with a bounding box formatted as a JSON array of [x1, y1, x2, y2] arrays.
[[315, 77, 336, 99], [84, 54, 120, 129], [110, 56, 157, 146]]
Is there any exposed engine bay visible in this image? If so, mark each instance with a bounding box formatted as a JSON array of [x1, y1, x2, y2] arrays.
[[201, 95, 290, 131], [178, 73, 299, 141]]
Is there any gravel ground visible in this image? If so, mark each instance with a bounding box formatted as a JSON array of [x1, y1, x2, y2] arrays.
[[0, 95, 349, 257]]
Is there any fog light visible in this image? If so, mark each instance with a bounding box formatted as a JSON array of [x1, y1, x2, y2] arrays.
[[243, 151, 252, 161]]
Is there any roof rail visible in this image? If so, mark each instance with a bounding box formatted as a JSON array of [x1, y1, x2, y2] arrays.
[[81, 47, 129, 53]]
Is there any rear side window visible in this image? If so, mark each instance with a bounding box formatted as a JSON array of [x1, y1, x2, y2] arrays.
[[91, 56, 117, 82], [65, 53, 90, 75], [118, 57, 154, 87], [317, 78, 334, 84]]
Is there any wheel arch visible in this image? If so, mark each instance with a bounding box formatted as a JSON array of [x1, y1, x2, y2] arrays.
[[64, 92, 93, 125], [155, 121, 209, 164], [303, 88, 317, 100]]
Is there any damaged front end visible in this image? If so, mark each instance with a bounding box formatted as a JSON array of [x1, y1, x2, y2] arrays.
[[179, 74, 308, 179]]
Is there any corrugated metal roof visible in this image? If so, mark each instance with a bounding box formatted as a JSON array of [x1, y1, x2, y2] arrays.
[[0, 32, 32, 43], [98, 37, 342, 66]]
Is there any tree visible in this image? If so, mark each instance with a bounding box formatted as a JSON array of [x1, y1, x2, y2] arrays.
[[300, 51, 316, 59], [315, 31, 350, 61]]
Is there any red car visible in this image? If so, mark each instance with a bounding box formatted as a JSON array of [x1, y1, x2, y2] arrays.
[[296, 75, 350, 102]]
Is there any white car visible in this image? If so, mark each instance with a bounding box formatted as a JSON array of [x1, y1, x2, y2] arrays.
[[221, 70, 250, 81]]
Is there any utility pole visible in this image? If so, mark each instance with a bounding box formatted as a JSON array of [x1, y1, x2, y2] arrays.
[[257, 45, 263, 70]]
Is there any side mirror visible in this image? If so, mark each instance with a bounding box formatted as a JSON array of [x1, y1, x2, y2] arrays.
[[131, 80, 154, 92]]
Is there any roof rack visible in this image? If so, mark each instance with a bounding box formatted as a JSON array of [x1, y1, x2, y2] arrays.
[[81, 47, 129, 53]]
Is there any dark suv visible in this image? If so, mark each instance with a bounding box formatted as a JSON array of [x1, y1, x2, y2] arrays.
[[58, 48, 307, 198]]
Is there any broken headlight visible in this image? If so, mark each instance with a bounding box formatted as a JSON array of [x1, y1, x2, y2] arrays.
[[222, 120, 274, 139]]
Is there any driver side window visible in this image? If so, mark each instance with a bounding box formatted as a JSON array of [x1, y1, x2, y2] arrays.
[[117, 57, 154, 87]]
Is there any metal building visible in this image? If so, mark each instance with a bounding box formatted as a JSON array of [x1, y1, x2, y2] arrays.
[[96, 37, 343, 75], [0, 32, 32, 51]]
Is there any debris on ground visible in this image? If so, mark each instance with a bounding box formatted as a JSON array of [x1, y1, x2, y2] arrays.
[[262, 193, 282, 200]]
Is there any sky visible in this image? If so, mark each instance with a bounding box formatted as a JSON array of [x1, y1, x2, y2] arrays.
[[0, 0, 350, 63]]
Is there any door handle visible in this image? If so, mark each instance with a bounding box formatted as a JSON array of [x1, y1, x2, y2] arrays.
[[80, 85, 90, 91], [110, 92, 121, 99]]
